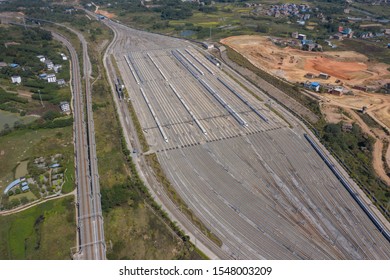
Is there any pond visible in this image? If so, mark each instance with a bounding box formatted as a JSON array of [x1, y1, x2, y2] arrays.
[[179, 30, 196, 37], [0, 110, 38, 130]]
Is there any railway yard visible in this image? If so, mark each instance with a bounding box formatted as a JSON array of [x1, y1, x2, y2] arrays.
[[104, 20, 390, 259]]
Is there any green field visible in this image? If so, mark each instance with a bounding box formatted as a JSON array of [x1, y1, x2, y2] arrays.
[[0, 110, 38, 130], [92, 68, 129, 188], [0, 196, 76, 259], [105, 204, 202, 260], [0, 126, 74, 195], [338, 39, 390, 65]]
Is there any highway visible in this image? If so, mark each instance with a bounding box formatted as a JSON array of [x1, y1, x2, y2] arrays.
[[52, 29, 106, 260], [100, 18, 390, 259]]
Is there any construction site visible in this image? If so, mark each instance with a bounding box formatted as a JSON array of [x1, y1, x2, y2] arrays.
[[220, 35, 390, 125]]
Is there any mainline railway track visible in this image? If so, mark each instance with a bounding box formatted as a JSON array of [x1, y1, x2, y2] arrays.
[[50, 28, 106, 260]]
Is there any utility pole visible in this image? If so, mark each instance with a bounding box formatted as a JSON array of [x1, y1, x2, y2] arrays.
[[38, 89, 45, 108]]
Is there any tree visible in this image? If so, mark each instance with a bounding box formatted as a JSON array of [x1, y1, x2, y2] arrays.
[[43, 110, 61, 121], [256, 24, 269, 33], [20, 196, 29, 204], [14, 121, 25, 129]]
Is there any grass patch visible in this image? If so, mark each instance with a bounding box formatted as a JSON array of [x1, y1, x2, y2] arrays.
[[61, 158, 75, 194], [12, 191, 37, 203], [339, 39, 390, 65], [0, 196, 76, 259], [0, 110, 39, 130], [318, 122, 390, 219], [93, 77, 129, 188], [383, 139, 390, 176], [105, 203, 203, 260], [127, 100, 149, 153], [0, 126, 74, 192], [356, 111, 385, 130], [351, 3, 390, 18]]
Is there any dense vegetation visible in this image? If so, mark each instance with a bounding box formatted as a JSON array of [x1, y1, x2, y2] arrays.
[[0, 197, 75, 259], [0, 25, 71, 135], [320, 123, 390, 217], [101, 179, 141, 212], [0, 88, 28, 113]]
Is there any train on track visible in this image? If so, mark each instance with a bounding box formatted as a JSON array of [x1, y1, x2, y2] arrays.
[[304, 133, 390, 243]]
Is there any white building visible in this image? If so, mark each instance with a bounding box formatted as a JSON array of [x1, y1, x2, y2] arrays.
[[47, 74, 56, 83], [60, 53, 68, 61], [60, 101, 70, 114], [298, 33, 307, 40], [53, 64, 62, 73], [11, 75, 21, 84], [45, 60, 54, 70], [57, 79, 65, 86], [37, 55, 45, 62]]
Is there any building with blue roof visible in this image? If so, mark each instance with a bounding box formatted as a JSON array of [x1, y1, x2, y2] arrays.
[[310, 82, 320, 92], [3, 178, 21, 194], [304, 81, 321, 92], [21, 185, 30, 192], [50, 163, 60, 168], [301, 39, 313, 45]]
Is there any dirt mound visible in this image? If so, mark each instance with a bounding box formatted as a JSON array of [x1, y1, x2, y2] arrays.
[[221, 34, 390, 132], [305, 57, 368, 80], [221, 35, 390, 87], [96, 10, 116, 19]]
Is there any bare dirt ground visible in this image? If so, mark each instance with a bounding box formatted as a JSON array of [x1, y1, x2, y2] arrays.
[[346, 109, 390, 186], [220, 36, 390, 130], [96, 9, 116, 19], [17, 90, 32, 100], [321, 103, 390, 185], [221, 35, 390, 185], [220, 35, 390, 87], [321, 104, 352, 124]]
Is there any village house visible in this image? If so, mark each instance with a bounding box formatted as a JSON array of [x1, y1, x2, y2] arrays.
[[11, 75, 21, 84], [53, 64, 62, 73], [60, 101, 70, 114], [47, 74, 56, 83], [328, 86, 344, 96], [45, 60, 54, 70], [37, 55, 45, 62]]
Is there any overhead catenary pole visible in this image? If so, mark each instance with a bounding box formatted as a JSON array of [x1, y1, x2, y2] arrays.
[[38, 89, 45, 108]]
